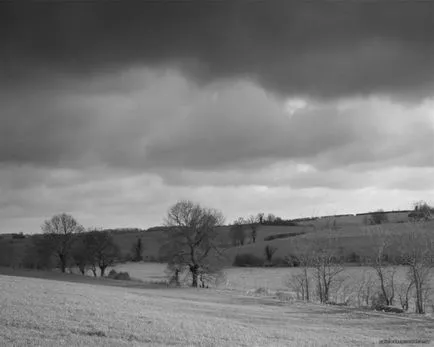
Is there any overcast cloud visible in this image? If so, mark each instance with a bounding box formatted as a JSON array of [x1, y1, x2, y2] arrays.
[[1, 1, 433, 233]]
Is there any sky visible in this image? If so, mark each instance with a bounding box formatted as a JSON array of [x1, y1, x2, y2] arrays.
[[1, 1, 434, 233]]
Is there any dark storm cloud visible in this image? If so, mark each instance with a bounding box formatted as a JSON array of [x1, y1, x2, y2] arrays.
[[2, 1, 434, 98], [1, 71, 432, 171]]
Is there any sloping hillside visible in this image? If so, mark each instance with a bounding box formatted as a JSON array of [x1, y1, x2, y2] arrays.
[[225, 219, 434, 265], [1, 210, 423, 268]]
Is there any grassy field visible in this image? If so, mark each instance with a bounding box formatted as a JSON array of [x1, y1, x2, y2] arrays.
[[1, 272, 433, 346], [114, 262, 434, 313]]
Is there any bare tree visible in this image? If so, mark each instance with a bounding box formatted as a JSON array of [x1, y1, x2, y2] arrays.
[[396, 279, 414, 312], [291, 242, 312, 301], [246, 215, 259, 243], [399, 225, 434, 314], [368, 235, 396, 306], [309, 235, 344, 304], [285, 272, 309, 300], [85, 230, 121, 277], [160, 200, 226, 288], [355, 272, 375, 307], [41, 213, 83, 273]]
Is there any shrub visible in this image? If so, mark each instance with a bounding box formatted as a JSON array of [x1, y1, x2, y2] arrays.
[[233, 253, 264, 267], [369, 210, 388, 225], [370, 291, 388, 309], [275, 291, 295, 302], [263, 232, 305, 241], [326, 301, 348, 306], [107, 269, 131, 281], [246, 287, 273, 296], [107, 269, 118, 278], [347, 251, 361, 263], [284, 254, 300, 267], [115, 271, 131, 281]]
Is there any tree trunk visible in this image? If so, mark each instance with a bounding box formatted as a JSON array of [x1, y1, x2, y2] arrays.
[[175, 269, 180, 286], [316, 270, 324, 303], [59, 253, 66, 273], [100, 265, 107, 277], [304, 267, 310, 301], [190, 264, 199, 288], [415, 283, 424, 314], [377, 269, 391, 306], [412, 266, 424, 314], [322, 271, 329, 303]]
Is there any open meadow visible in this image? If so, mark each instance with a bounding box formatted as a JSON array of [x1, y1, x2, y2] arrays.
[[114, 262, 434, 314], [1, 272, 434, 346]]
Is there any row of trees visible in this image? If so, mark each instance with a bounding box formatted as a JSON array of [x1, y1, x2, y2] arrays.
[[23, 213, 144, 276], [229, 212, 299, 246], [286, 224, 434, 314]]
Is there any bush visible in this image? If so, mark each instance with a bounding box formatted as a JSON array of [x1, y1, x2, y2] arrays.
[[284, 254, 300, 267], [369, 210, 388, 225], [108, 269, 117, 278], [372, 303, 404, 313], [246, 287, 273, 296], [326, 301, 348, 306], [370, 291, 388, 309], [115, 272, 131, 281], [347, 251, 361, 263], [263, 232, 305, 241], [275, 291, 295, 302], [107, 269, 131, 281], [233, 253, 264, 267]]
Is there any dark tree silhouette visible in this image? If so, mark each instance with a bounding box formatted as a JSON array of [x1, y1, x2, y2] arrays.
[[41, 213, 83, 273], [160, 200, 225, 288]]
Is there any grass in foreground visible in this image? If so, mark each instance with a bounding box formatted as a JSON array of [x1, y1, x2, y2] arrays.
[[1, 273, 433, 346]]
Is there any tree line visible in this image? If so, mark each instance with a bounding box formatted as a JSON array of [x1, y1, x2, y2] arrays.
[[17, 213, 144, 276]]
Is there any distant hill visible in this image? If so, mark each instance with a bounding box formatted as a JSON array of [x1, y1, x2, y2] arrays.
[[0, 209, 424, 268]]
